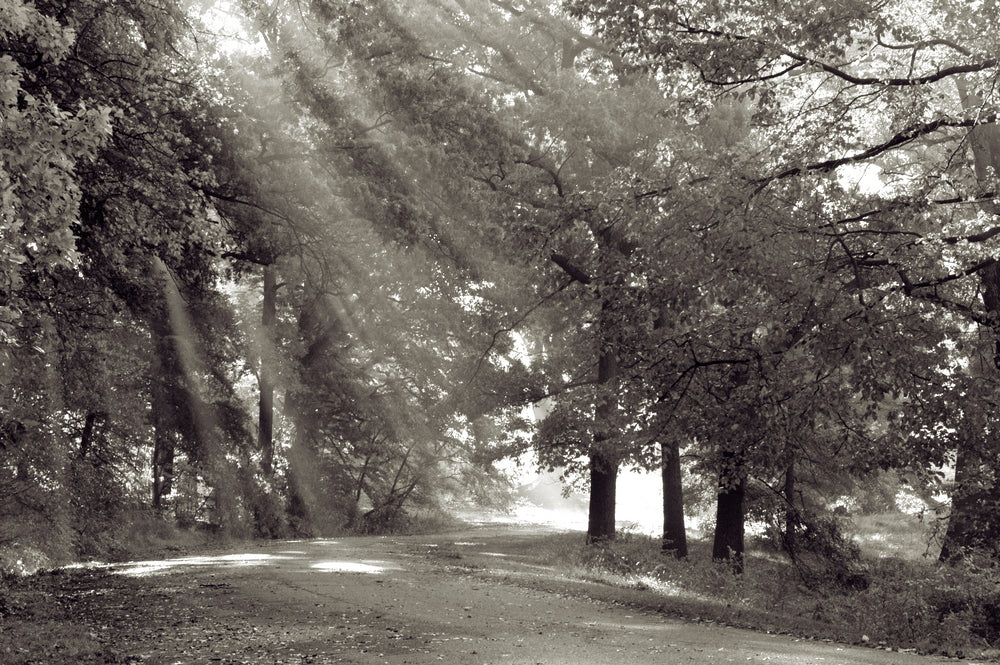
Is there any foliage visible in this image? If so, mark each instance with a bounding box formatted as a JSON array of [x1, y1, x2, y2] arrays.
[[563, 0, 1000, 557], [545, 524, 1000, 656], [5, 0, 1000, 593], [823, 557, 1000, 654]]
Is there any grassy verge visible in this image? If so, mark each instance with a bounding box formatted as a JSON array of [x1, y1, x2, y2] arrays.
[[422, 516, 1000, 660]]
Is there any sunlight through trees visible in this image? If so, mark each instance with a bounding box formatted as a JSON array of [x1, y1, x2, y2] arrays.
[[4, 0, 1000, 578]]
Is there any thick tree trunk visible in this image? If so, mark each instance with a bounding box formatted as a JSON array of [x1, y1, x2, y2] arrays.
[[939, 438, 981, 562], [942, 80, 1000, 560], [258, 263, 276, 477], [587, 347, 619, 543], [713, 452, 746, 574], [587, 448, 618, 543], [660, 437, 688, 557]]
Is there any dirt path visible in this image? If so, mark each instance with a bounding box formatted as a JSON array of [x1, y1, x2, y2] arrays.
[[1, 526, 961, 664]]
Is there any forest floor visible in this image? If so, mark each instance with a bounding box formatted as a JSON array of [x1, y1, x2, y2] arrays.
[[0, 523, 966, 664]]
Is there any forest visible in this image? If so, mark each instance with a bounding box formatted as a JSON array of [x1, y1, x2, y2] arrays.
[[4, 0, 1000, 606]]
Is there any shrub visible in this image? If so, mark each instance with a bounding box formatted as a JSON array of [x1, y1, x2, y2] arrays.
[[789, 512, 869, 591], [564, 523, 999, 657], [579, 529, 660, 576], [0, 544, 53, 577], [822, 556, 1000, 654]]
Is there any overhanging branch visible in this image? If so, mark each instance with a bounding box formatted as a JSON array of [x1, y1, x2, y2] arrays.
[[763, 114, 996, 185]]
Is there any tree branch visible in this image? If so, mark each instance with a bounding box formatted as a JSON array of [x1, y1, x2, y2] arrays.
[[677, 23, 996, 87], [550, 252, 593, 284], [468, 277, 576, 383], [762, 114, 997, 185]]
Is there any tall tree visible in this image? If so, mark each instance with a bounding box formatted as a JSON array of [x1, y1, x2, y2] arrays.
[[566, 0, 1000, 564]]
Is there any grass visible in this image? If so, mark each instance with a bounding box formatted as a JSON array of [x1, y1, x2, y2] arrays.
[[422, 513, 1000, 660], [849, 511, 945, 559]]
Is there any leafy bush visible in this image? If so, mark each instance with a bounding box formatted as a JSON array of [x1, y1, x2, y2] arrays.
[[827, 557, 1000, 654], [789, 512, 869, 591], [0, 491, 73, 573], [0, 545, 53, 577]]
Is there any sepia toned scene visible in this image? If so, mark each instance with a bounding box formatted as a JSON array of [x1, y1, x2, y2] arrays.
[[3, 1, 1000, 663]]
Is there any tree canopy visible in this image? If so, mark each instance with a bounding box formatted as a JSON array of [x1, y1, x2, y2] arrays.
[[4, 0, 1000, 569]]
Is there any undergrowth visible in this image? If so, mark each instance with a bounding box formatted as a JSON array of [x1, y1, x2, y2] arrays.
[[561, 526, 1000, 659], [0, 510, 221, 578]]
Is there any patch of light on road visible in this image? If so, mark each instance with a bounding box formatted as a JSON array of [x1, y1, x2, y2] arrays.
[[310, 560, 398, 574], [216, 553, 272, 562], [115, 552, 291, 576]]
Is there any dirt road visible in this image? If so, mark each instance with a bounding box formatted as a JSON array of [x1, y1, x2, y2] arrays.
[[1, 526, 961, 664]]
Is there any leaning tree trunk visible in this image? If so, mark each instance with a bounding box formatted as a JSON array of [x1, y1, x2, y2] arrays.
[[661, 436, 688, 557]]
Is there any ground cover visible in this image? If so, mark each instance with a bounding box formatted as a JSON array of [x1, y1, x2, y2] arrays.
[[0, 516, 996, 662]]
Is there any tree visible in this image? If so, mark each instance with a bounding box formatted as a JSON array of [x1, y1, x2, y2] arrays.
[[381, 0, 689, 543], [1, 0, 276, 550], [568, 0, 1000, 563]]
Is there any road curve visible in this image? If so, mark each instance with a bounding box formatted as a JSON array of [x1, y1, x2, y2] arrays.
[[99, 530, 958, 665]]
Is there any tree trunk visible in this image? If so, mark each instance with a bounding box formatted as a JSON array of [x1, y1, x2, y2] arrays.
[[150, 321, 176, 512], [713, 452, 746, 574], [258, 263, 276, 477], [587, 448, 618, 543], [939, 436, 981, 562], [152, 427, 175, 511], [784, 456, 797, 554], [941, 79, 1000, 561], [79, 411, 106, 460], [660, 437, 687, 557], [587, 347, 619, 543]]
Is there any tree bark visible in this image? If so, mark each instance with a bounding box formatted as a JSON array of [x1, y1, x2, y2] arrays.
[[587, 448, 618, 543], [259, 263, 277, 477], [939, 436, 981, 562], [784, 456, 797, 554], [660, 437, 688, 557], [587, 347, 619, 543], [713, 452, 746, 574], [940, 79, 1000, 561]]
